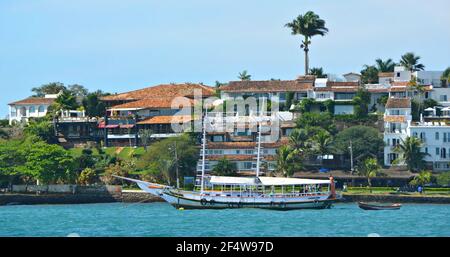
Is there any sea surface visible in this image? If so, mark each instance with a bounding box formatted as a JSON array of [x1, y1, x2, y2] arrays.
[[0, 202, 449, 236]]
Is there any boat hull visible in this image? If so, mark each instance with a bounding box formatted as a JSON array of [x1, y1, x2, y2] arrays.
[[358, 202, 401, 210], [161, 190, 336, 210]]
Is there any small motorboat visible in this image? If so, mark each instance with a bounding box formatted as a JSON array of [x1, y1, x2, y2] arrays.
[[358, 202, 401, 210]]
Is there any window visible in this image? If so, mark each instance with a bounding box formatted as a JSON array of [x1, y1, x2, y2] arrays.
[[445, 133, 447, 143], [38, 106, 45, 113], [440, 95, 448, 101], [436, 132, 439, 140], [29, 106, 35, 113], [212, 135, 223, 142], [436, 147, 440, 155], [413, 132, 418, 137], [441, 148, 447, 159], [243, 162, 253, 170], [396, 72, 400, 77]]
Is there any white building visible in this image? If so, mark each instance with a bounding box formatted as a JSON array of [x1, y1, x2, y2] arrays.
[[383, 98, 412, 166], [8, 94, 57, 125], [383, 97, 450, 171]]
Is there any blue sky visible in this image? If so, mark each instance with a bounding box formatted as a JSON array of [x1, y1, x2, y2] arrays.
[[1, 0, 449, 118]]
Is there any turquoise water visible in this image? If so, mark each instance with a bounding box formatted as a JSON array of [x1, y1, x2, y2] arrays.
[[0, 202, 449, 236]]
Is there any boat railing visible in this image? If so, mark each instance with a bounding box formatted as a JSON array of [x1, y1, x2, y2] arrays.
[[194, 190, 329, 198]]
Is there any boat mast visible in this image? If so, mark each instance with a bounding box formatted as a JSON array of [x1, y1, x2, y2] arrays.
[[200, 108, 208, 195], [255, 97, 265, 178]]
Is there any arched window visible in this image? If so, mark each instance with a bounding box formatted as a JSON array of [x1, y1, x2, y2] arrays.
[[38, 106, 45, 113], [29, 106, 35, 113]]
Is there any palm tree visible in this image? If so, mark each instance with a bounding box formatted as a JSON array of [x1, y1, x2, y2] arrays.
[[285, 11, 329, 75], [357, 157, 382, 187], [409, 170, 432, 189], [312, 130, 333, 166], [375, 58, 396, 72], [360, 65, 379, 84], [212, 157, 237, 176], [394, 136, 429, 172], [309, 67, 327, 78], [288, 128, 308, 151], [275, 145, 296, 177], [400, 52, 425, 72], [238, 70, 251, 81]]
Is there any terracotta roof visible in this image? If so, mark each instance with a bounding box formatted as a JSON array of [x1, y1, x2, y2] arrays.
[[367, 88, 389, 93], [110, 97, 195, 109], [378, 72, 394, 78], [385, 98, 411, 109], [9, 97, 55, 105], [389, 84, 432, 92], [219, 80, 314, 93], [314, 81, 360, 92], [137, 115, 195, 125], [208, 155, 276, 161], [101, 83, 214, 101], [384, 115, 406, 123], [207, 137, 289, 149], [391, 81, 409, 87]]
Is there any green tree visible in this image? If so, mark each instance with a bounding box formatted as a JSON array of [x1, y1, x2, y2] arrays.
[[78, 168, 97, 185], [19, 139, 75, 184], [212, 157, 237, 176], [360, 65, 379, 84], [312, 130, 333, 166], [436, 171, 450, 187], [138, 134, 198, 185], [295, 112, 336, 135], [357, 157, 382, 187], [275, 145, 299, 177], [394, 136, 429, 173], [82, 92, 107, 117], [0, 139, 26, 188], [285, 11, 328, 75], [54, 90, 79, 111], [309, 67, 327, 78], [31, 82, 66, 97], [441, 67, 450, 87], [409, 171, 432, 187], [400, 52, 425, 72], [68, 84, 89, 98], [238, 70, 251, 81], [375, 58, 396, 72], [289, 128, 309, 151], [138, 129, 153, 151], [333, 126, 384, 163], [23, 119, 55, 143], [353, 88, 371, 117]]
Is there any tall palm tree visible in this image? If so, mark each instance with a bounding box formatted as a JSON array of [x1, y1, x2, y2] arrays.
[[357, 157, 382, 187], [375, 58, 396, 72], [288, 128, 309, 151], [394, 136, 429, 172], [238, 70, 251, 81], [285, 11, 328, 75], [400, 52, 425, 72], [309, 67, 327, 78]]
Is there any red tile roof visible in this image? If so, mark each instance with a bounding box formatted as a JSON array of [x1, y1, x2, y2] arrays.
[[385, 98, 411, 109], [315, 81, 360, 92], [9, 97, 55, 105], [220, 79, 314, 93], [110, 97, 196, 109], [384, 115, 406, 123], [101, 83, 215, 102], [137, 115, 195, 125]]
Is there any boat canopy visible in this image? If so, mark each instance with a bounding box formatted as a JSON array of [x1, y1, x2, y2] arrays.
[[208, 176, 330, 186]]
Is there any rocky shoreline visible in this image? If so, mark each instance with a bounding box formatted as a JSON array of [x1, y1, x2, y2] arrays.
[[1, 191, 450, 206]]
